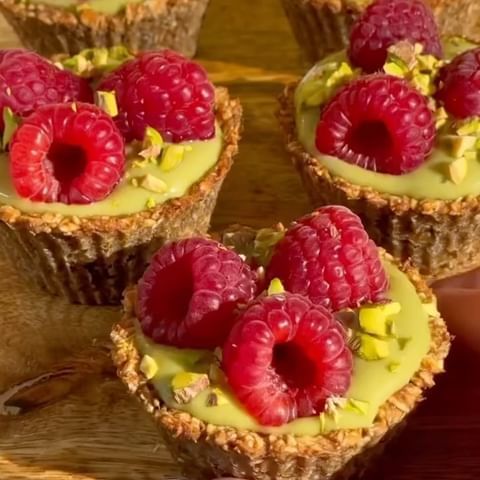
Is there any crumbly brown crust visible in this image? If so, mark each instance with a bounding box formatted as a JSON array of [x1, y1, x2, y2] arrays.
[[278, 83, 480, 282], [111, 232, 451, 480], [280, 0, 480, 63], [0, 87, 241, 304], [0, 0, 210, 57]]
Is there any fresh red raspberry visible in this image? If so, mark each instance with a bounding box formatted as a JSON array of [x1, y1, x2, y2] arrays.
[[0, 49, 92, 133], [316, 74, 435, 175], [98, 50, 215, 143], [10, 103, 125, 204], [138, 238, 257, 349], [266, 206, 389, 312], [436, 48, 480, 119], [223, 293, 353, 426], [348, 0, 442, 73]]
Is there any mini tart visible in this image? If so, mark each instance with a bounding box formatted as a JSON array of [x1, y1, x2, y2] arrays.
[[111, 226, 451, 480], [280, 0, 480, 63], [0, 88, 241, 305], [0, 0, 210, 57], [278, 82, 480, 282]]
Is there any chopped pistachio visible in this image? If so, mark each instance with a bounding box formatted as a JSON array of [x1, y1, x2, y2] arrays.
[[139, 126, 164, 163], [397, 337, 412, 350], [387, 40, 417, 70], [434, 107, 448, 130], [388, 361, 401, 373], [267, 278, 285, 295], [130, 177, 139, 187], [345, 398, 370, 415], [456, 118, 480, 136], [412, 72, 434, 96], [206, 388, 229, 407], [95, 91, 118, 117], [160, 145, 186, 172], [383, 62, 407, 77], [325, 396, 346, 424], [441, 135, 477, 158], [139, 174, 168, 194], [448, 157, 468, 185], [146, 197, 156, 209], [358, 302, 401, 337], [139, 355, 158, 380], [71, 102, 78, 112], [171, 372, 210, 404], [357, 334, 390, 360], [2, 107, 20, 150]]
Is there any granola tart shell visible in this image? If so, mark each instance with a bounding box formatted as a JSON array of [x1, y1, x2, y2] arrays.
[[278, 83, 480, 282], [280, 0, 480, 63], [0, 0, 210, 57], [0, 87, 241, 305], [111, 231, 451, 480]]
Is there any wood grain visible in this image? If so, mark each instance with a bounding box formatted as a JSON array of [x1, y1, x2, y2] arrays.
[[0, 1, 479, 479]]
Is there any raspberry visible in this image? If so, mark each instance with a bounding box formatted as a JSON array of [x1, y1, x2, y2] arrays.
[[138, 238, 257, 349], [266, 206, 389, 312], [98, 50, 215, 143], [436, 48, 480, 119], [10, 103, 125, 204], [348, 0, 442, 73], [316, 74, 435, 175], [0, 49, 92, 133], [222, 293, 353, 426]]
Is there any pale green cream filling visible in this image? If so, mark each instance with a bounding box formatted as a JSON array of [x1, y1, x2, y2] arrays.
[[0, 126, 222, 217], [295, 39, 480, 201], [135, 261, 431, 435], [29, 0, 140, 15]]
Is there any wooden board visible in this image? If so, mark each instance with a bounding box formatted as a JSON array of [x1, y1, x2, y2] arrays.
[[0, 1, 479, 479]]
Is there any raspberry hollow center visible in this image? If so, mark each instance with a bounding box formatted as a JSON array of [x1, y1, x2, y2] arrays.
[[273, 342, 316, 390], [349, 121, 393, 161], [46, 142, 87, 189]]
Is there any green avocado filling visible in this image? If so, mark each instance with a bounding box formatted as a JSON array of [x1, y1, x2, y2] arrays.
[[28, 0, 140, 16], [134, 258, 432, 435], [294, 37, 480, 201]]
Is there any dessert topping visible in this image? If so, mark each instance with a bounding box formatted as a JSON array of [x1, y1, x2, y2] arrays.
[[139, 126, 164, 163], [345, 398, 369, 415], [357, 333, 390, 361], [267, 278, 285, 296], [388, 362, 401, 372], [2, 106, 19, 150], [267, 206, 389, 312], [98, 50, 216, 143], [137, 238, 257, 349], [358, 302, 400, 337], [436, 47, 480, 119], [206, 387, 229, 407], [315, 74, 435, 175], [0, 49, 93, 134], [160, 145, 190, 172], [95, 91, 118, 117], [253, 226, 285, 266], [139, 355, 158, 380], [348, 0, 442, 73], [138, 174, 168, 194], [222, 293, 353, 426], [171, 372, 210, 404], [448, 157, 468, 185], [9, 103, 125, 204]]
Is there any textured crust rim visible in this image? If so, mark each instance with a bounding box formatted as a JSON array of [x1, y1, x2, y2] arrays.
[[0, 87, 241, 237], [278, 82, 480, 217], [111, 241, 451, 479], [0, 0, 211, 57]]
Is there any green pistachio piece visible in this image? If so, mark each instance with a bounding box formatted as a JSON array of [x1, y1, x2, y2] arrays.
[[139, 355, 158, 380], [441, 135, 477, 158], [387, 361, 401, 372], [160, 145, 186, 172], [95, 91, 118, 117], [139, 174, 168, 194], [448, 157, 468, 185], [344, 398, 370, 415], [397, 337, 412, 350], [434, 107, 448, 130], [383, 62, 407, 78], [171, 372, 210, 404], [267, 278, 285, 295], [358, 302, 401, 337], [145, 197, 156, 209], [206, 387, 229, 407], [456, 118, 480, 136], [358, 334, 390, 360], [139, 126, 164, 162], [386, 40, 417, 70], [2, 107, 20, 150]]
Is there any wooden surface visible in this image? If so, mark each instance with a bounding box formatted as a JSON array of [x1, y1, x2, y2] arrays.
[[0, 1, 479, 479]]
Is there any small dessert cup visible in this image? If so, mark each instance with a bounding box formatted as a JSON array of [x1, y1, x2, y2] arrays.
[[0, 0, 211, 57], [111, 220, 450, 480], [280, 0, 480, 63]]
